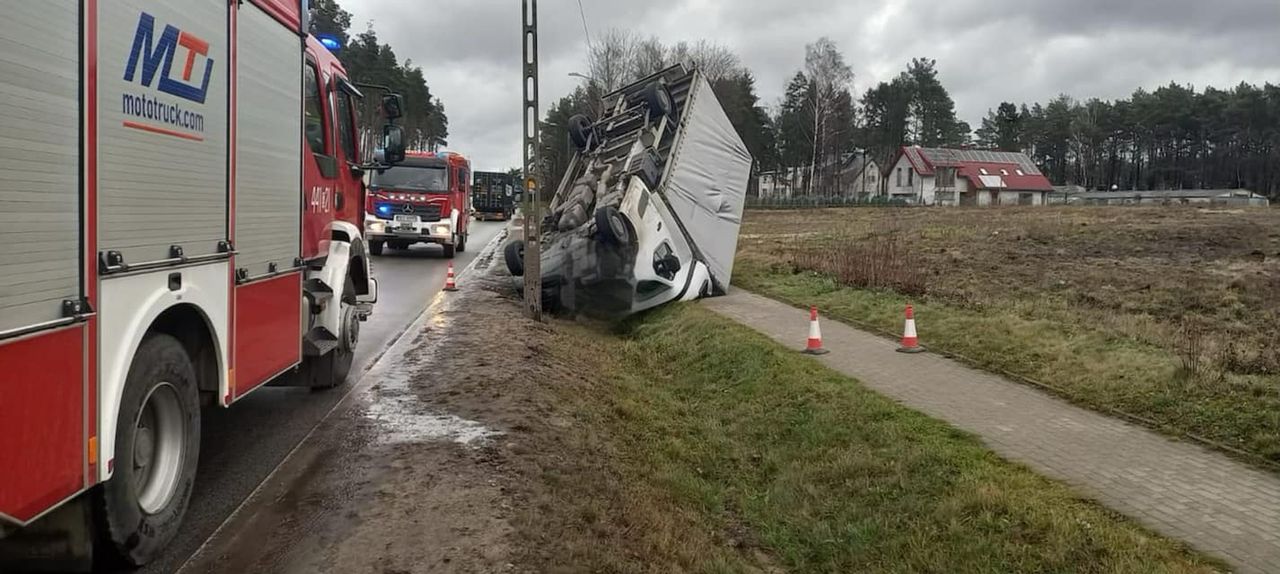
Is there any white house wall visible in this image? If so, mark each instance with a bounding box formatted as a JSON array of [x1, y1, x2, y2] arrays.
[[888, 155, 936, 203]]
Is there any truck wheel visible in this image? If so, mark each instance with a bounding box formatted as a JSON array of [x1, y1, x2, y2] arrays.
[[568, 114, 593, 151], [505, 240, 525, 276], [95, 334, 200, 567], [370, 241, 384, 256], [644, 82, 674, 119], [315, 277, 358, 390], [457, 233, 468, 253], [442, 242, 456, 259], [331, 278, 358, 385], [595, 206, 631, 246]]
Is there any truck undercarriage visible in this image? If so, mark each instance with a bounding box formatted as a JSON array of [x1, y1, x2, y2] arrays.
[[505, 64, 752, 318]]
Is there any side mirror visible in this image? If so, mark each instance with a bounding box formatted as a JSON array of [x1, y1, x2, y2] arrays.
[[383, 124, 406, 165], [382, 94, 404, 120]]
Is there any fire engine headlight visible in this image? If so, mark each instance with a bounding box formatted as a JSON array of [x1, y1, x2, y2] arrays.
[[434, 225, 450, 237], [369, 222, 386, 234]]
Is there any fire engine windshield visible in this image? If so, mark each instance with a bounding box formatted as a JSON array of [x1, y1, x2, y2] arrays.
[[371, 166, 449, 193]]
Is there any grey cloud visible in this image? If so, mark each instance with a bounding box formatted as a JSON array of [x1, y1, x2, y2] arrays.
[[343, 0, 1280, 171]]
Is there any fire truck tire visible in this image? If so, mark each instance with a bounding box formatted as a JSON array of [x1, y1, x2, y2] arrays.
[[442, 242, 456, 259], [504, 240, 525, 277], [458, 233, 468, 253], [332, 278, 358, 384], [95, 334, 200, 567], [568, 114, 592, 151], [317, 276, 358, 390], [370, 240, 384, 256]]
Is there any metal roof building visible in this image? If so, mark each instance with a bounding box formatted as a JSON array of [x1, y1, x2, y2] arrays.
[[1068, 189, 1270, 207]]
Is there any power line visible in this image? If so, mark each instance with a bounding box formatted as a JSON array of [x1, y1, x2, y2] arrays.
[[575, 0, 594, 55]]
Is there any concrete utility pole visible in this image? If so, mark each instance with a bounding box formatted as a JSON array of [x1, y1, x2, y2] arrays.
[[522, 0, 543, 320]]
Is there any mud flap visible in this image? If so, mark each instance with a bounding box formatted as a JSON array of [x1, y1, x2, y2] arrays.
[[296, 352, 337, 389]]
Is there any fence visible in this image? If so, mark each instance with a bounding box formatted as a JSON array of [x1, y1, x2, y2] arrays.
[[745, 196, 914, 210]]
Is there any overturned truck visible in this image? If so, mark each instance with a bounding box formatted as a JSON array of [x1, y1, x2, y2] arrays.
[[505, 64, 753, 318]]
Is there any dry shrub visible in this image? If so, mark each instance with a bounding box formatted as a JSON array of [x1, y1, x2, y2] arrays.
[[791, 232, 927, 296], [1176, 317, 1225, 384], [1215, 336, 1280, 377]]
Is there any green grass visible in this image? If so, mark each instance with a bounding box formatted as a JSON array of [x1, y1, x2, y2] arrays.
[[733, 259, 1280, 465], [545, 305, 1221, 573]]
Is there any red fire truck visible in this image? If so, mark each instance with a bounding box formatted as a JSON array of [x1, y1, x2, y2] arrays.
[[0, 0, 405, 566], [364, 151, 472, 258]]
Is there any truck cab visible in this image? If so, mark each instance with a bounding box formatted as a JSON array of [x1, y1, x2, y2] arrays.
[[365, 151, 471, 258]]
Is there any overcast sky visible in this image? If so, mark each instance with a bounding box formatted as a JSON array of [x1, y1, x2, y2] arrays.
[[343, 0, 1280, 172]]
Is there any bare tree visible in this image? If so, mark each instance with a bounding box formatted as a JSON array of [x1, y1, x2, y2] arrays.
[[634, 35, 670, 79], [587, 29, 639, 92], [803, 38, 853, 195], [670, 40, 742, 83]]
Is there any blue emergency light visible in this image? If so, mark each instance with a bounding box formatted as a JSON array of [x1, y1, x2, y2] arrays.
[[316, 34, 342, 53], [377, 204, 393, 217]]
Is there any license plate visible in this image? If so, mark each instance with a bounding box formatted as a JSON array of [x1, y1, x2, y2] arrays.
[[394, 214, 419, 224]]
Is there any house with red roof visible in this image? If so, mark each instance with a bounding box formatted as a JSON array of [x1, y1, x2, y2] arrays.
[[887, 146, 1055, 206]]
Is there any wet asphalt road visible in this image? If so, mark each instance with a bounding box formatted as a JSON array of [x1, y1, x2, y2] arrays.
[[137, 221, 507, 574]]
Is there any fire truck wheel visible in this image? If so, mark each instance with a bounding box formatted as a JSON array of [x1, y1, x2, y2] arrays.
[[442, 241, 456, 259], [96, 334, 200, 567], [504, 240, 525, 276], [370, 241, 384, 256], [325, 277, 359, 389], [457, 233, 468, 253]]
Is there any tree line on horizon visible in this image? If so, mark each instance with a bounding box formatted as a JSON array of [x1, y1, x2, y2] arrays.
[[309, 0, 449, 153], [542, 31, 1280, 198]]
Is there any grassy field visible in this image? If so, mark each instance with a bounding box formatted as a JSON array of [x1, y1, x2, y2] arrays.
[[534, 304, 1220, 573], [733, 206, 1280, 465]]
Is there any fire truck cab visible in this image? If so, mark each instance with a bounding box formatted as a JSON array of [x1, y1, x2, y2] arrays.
[[365, 151, 472, 258], [0, 0, 404, 566]]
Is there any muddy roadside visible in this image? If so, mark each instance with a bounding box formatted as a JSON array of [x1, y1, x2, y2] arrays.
[[176, 235, 660, 574]]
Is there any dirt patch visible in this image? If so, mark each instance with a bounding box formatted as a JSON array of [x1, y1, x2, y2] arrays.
[[178, 255, 749, 574]]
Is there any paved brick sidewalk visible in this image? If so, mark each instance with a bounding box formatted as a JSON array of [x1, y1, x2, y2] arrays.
[[705, 291, 1280, 573]]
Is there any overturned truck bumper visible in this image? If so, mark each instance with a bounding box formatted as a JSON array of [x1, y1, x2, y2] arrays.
[[508, 65, 752, 318]]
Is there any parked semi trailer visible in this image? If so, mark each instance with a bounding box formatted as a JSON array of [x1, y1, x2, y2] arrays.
[[0, 1, 405, 567], [505, 64, 753, 318], [473, 171, 518, 221]]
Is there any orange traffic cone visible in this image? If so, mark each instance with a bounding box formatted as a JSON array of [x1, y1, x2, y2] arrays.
[[803, 306, 829, 355], [897, 304, 925, 354], [444, 262, 458, 292]]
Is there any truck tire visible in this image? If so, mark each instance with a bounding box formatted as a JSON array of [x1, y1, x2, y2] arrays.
[[314, 276, 358, 390], [644, 82, 674, 119], [458, 233, 468, 253], [95, 334, 200, 567], [370, 241, 384, 256], [595, 206, 631, 246], [505, 240, 525, 276], [442, 242, 456, 259], [332, 277, 358, 385], [568, 114, 593, 151]]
